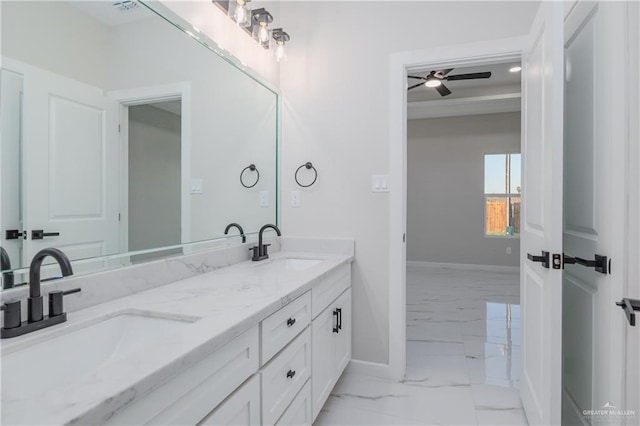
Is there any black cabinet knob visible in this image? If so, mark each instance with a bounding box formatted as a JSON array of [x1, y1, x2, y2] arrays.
[[286, 318, 296, 327], [286, 370, 296, 379]]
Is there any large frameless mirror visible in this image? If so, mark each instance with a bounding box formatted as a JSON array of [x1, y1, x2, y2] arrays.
[[0, 0, 278, 288]]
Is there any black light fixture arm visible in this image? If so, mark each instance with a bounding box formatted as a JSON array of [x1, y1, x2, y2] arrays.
[[240, 164, 260, 188], [295, 162, 318, 188], [224, 223, 246, 243]]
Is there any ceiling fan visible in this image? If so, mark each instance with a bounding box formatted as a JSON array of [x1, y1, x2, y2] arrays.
[[407, 69, 492, 96]]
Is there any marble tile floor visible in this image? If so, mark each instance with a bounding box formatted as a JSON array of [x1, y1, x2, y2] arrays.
[[315, 265, 527, 426]]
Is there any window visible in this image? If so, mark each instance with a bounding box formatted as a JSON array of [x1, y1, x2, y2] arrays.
[[484, 153, 521, 237]]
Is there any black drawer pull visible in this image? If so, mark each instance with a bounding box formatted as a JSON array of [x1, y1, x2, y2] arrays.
[[286, 369, 296, 379], [337, 308, 342, 330], [286, 318, 296, 327], [333, 309, 339, 333]]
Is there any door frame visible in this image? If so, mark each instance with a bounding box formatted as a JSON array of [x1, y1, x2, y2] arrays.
[[386, 37, 527, 379], [109, 82, 192, 253]]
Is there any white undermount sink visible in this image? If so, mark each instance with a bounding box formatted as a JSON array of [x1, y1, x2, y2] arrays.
[[267, 258, 323, 271], [1, 311, 197, 399]]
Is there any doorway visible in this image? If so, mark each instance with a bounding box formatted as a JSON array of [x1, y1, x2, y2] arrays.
[[127, 100, 182, 262], [405, 61, 524, 423], [389, 2, 638, 424]]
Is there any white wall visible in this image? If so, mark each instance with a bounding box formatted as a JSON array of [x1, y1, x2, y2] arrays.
[[160, 0, 281, 88], [128, 104, 182, 252], [1, 1, 109, 88], [278, 1, 539, 364], [407, 113, 521, 267], [109, 17, 278, 240]]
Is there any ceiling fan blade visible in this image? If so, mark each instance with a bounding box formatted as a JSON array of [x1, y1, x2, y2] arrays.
[[445, 72, 492, 81], [408, 75, 427, 80], [408, 82, 425, 91], [435, 83, 452, 96]]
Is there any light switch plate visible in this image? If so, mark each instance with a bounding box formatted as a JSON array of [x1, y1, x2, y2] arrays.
[[372, 175, 390, 193], [190, 178, 203, 194], [259, 190, 269, 207]]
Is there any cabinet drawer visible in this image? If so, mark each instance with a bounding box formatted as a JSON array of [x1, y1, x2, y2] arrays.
[[311, 264, 350, 319], [276, 379, 312, 426], [106, 326, 259, 425], [261, 291, 311, 364], [261, 327, 311, 425], [198, 375, 260, 426]]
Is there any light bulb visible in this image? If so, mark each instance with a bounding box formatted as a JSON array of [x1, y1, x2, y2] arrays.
[[234, 5, 246, 24], [424, 78, 441, 88], [275, 43, 285, 62], [258, 24, 269, 43]]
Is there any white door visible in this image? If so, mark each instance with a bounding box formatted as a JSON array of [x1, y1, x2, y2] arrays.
[[15, 59, 120, 266], [519, 2, 565, 424], [0, 69, 24, 270], [562, 2, 629, 424]]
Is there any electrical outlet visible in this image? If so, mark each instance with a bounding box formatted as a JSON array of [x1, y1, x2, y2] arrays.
[[259, 190, 269, 207], [506, 247, 512, 255], [291, 190, 301, 207]]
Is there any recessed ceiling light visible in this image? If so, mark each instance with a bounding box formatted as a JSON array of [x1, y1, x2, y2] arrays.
[[509, 66, 522, 73]]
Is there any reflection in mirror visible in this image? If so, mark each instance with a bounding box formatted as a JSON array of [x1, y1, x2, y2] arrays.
[[0, 1, 279, 286]]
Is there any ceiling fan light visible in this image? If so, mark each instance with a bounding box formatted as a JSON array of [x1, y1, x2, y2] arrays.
[[424, 79, 442, 88], [509, 66, 522, 73]]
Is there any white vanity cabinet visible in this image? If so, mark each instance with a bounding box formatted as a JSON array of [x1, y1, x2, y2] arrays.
[[104, 262, 352, 426], [198, 375, 261, 426], [311, 287, 352, 420]]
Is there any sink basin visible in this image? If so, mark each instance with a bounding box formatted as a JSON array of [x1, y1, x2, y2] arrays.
[[268, 258, 323, 271], [1, 311, 197, 399]]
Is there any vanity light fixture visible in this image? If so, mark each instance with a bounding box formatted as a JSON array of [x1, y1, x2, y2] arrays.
[[229, 0, 252, 27], [252, 8, 273, 49], [272, 28, 290, 62]]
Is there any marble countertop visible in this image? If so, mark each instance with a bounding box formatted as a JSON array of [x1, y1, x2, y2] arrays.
[[1, 250, 353, 425]]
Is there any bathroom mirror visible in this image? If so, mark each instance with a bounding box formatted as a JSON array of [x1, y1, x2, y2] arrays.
[[0, 0, 278, 286]]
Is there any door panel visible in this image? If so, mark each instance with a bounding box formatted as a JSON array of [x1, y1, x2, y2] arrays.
[[0, 69, 24, 271], [11, 58, 120, 267], [520, 2, 565, 424], [49, 96, 105, 219], [562, 2, 628, 424]]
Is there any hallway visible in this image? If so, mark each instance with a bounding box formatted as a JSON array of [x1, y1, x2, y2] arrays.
[[315, 265, 527, 425]]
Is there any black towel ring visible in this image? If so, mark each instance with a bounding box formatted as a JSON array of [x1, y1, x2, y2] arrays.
[[295, 162, 318, 188], [240, 164, 260, 188]]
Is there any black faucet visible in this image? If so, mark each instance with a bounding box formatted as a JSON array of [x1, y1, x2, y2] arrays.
[[224, 223, 246, 243], [28, 248, 74, 322], [1, 248, 79, 339], [1, 246, 15, 289], [250, 224, 281, 261]]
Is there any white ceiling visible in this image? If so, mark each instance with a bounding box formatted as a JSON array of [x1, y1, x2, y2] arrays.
[[407, 61, 522, 119], [407, 62, 521, 102]]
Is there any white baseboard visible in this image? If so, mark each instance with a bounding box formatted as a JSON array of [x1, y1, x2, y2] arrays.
[[406, 260, 519, 273], [345, 359, 399, 380]]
